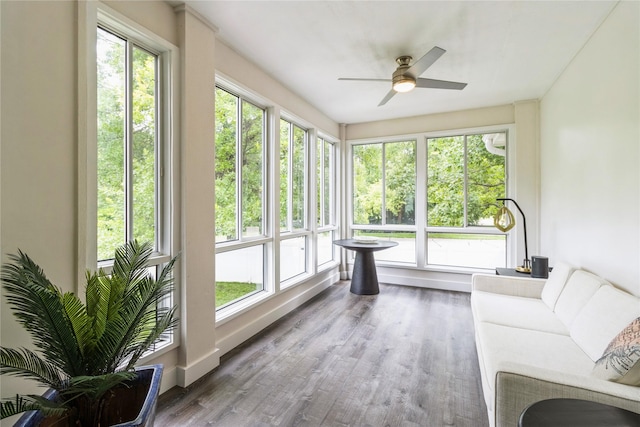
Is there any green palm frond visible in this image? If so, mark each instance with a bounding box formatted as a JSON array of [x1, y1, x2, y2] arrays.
[[63, 371, 136, 401], [0, 348, 64, 389], [0, 394, 67, 420], [90, 241, 177, 372], [1, 240, 178, 422], [60, 291, 92, 358], [85, 271, 105, 339], [112, 240, 153, 288], [125, 306, 178, 371], [0, 254, 85, 376]]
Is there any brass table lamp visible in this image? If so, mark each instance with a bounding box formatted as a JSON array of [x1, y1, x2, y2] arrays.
[[494, 198, 530, 273]]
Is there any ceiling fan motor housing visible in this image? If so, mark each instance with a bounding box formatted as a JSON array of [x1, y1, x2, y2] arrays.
[[392, 56, 416, 92]]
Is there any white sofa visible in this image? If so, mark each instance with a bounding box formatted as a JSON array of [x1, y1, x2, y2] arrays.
[[471, 262, 640, 427]]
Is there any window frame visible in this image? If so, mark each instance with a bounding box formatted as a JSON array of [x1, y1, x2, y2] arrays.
[[214, 85, 269, 243], [316, 135, 339, 269], [351, 139, 417, 228], [95, 25, 162, 262], [279, 117, 309, 233], [425, 130, 509, 270], [213, 74, 340, 322], [347, 125, 515, 273], [279, 116, 311, 287], [78, 2, 180, 357], [214, 80, 271, 312]]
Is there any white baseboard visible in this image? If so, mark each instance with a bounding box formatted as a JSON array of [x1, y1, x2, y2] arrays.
[[378, 272, 471, 293], [174, 348, 222, 388]]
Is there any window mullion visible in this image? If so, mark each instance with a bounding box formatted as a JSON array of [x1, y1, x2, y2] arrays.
[[287, 123, 294, 231], [154, 54, 161, 252], [381, 143, 387, 226], [261, 108, 268, 237], [319, 140, 325, 226], [463, 135, 468, 228], [303, 130, 309, 230], [330, 142, 335, 227], [125, 40, 134, 242], [236, 98, 243, 240]]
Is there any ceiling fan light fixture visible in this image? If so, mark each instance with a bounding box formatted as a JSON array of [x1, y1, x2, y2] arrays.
[[393, 77, 416, 93]]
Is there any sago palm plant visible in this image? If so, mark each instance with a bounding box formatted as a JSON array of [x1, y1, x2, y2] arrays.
[[0, 240, 178, 424]]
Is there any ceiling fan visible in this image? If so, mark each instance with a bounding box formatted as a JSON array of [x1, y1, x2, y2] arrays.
[[338, 46, 467, 106]]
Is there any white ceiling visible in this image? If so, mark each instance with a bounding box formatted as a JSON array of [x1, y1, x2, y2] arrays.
[[184, 1, 617, 124]]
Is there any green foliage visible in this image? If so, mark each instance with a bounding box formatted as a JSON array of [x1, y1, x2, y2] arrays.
[[0, 395, 66, 420], [353, 144, 383, 224], [215, 281, 259, 308], [0, 240, 178, 421], [427, 136, 465, 226], [215, 88, 266, 239], [384, 141, 416, 224], [353, 134, 505, 229], [353, 141, 416, 225], [280, 120, 307, 230], [97, 29, 158, 260], [427, 134, 505, 227], [241, 101, 265, 234]]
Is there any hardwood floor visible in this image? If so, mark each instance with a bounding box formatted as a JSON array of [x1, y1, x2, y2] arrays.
[[156, 281, 489, 427]]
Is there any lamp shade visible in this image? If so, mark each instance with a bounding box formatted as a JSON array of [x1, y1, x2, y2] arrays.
[[494, 206, 515, 232]]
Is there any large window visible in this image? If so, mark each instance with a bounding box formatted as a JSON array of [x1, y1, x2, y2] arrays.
[[352, 140, 416, 263], [426, 132, 507, 269], [97, 27, 159, 260], [215, 87, 267, 308], [95, 19, 176, 353], [317, 136, 337, 267], [348, 130, 508, 271], [280, 119, 307, 232], [279, 119, 308, 283]]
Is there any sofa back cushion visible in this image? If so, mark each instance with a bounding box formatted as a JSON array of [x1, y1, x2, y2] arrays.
[[541, 261, 575, 310], [570, 285, 640, 361], [554, 270, 607, 328]]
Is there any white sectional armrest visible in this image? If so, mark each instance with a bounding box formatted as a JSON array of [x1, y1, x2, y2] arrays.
[[472, 273, 546, 298], [493, 361, 640, 427]]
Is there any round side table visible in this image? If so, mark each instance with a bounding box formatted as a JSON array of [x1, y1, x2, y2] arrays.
[[519, 398, 640, 427], [333, 239, 398, 295]]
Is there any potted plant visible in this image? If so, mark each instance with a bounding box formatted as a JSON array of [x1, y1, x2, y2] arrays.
[[0, 240, 177, 426]]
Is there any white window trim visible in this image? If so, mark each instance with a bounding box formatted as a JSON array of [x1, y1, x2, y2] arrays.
[[347, 124, 515, 273], [77, 1, 180, 355], [214, 81, 272, 310], [214, 75, 340, 316]]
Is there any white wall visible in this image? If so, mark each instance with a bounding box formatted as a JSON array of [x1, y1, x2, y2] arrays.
[[1, 0, 79, 405], [540, 1, 640, 295]]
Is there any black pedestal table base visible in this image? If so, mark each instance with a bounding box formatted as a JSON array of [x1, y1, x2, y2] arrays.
[[333, 239, 399, 295]]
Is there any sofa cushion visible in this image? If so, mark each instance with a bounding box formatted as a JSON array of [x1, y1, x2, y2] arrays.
[[540, 261, 575, 310], [592, 317, 640, 385], [554, 270, 607, 328], [570, 285, 640, 361], [472, 291, 568, 335], [476, 322, 596, 395]]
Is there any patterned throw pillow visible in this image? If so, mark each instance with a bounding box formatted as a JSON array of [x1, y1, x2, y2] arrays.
[[592, 317, 640, 385]]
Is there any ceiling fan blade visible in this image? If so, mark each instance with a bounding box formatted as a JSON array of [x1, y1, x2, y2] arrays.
[[378, 89, 396, 106], [415, 78, 467, 90], [407, 46, 446, 77], [338, 78, 391, 82]]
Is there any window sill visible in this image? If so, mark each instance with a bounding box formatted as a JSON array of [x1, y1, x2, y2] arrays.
[[215, 290, 274, 326]]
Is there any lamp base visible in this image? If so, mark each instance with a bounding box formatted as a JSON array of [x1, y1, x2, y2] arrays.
[[515, 266, 531, 273]]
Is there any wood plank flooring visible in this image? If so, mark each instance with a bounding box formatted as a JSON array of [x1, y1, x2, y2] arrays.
[[156, 281, 489, 427]]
